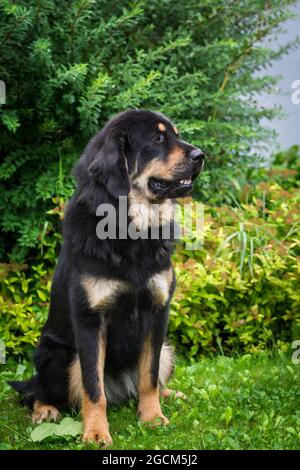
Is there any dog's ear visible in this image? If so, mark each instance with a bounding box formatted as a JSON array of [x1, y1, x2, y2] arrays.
[[87, 127, 130, 199]]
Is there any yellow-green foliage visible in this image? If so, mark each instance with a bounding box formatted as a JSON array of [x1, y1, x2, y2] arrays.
[[0, 198, 64, 356], [0, 263, 50, 355], [171, 170, 300, 355]]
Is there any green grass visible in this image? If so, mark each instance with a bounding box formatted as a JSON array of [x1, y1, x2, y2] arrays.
[[0, 352, 299, 450]]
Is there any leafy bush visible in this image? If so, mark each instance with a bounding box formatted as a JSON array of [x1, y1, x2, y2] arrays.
[[195, 144, 300, 207], [0, 0, 298, 258], [0, 199, 63, 355], [170, 167, 300, 356]]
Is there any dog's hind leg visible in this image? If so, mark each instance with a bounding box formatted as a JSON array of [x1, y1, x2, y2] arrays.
[[9, 375, 61, 423], [27, 334, 74, 423], [9, 376, 37, 407]]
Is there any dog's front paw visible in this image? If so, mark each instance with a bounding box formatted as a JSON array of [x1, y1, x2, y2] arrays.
[[140, 412, 169, 427], [83, 426, 113, 447]]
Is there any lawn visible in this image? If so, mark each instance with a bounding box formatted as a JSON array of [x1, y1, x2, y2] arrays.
[[0, 352, 299, 450]]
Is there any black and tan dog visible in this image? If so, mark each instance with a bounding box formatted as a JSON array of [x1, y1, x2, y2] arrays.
[[10, 109, 205, 446]]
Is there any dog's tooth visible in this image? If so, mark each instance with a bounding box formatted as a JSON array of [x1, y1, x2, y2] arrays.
[[179, 178, 192, 185]]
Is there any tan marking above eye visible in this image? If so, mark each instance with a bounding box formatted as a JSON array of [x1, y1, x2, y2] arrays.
[[173, 126, 179, 135], [158, 122, 166, 132]]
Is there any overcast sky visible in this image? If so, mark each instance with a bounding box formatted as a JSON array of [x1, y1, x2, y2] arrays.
[[258, 1, 300, 151]]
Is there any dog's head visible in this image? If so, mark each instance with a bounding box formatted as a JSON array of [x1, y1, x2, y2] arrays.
[[77, 110, 205, 203]]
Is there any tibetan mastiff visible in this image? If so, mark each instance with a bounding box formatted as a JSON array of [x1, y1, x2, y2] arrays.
[[10, 109, 205, 446]]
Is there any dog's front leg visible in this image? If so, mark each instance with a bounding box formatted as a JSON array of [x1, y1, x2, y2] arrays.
[[75, 314, 112, 447], [138, 309, 169, 426]]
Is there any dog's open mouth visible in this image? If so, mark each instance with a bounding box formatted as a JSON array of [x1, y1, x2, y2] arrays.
[[148, 173, 198, 198]]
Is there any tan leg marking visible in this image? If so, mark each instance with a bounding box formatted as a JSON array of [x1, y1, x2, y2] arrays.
[[82, 392, 112, 447], [31, 400, 60, 424], [82, 332, 112, 447], [138, 337, 169, 426]]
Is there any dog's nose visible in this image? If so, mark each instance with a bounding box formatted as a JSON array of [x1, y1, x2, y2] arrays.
[[189, 148, 205, 162]]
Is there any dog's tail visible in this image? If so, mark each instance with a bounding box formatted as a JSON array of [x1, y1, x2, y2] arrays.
[[8, 376, 37, 407]]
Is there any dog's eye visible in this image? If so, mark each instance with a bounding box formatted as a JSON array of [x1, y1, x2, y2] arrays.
[[153, 133, 165, 144]]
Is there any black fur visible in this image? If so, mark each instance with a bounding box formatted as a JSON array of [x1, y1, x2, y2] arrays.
[[10, 109, 204, 410]]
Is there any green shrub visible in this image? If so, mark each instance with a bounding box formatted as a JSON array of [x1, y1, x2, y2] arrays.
[[0, 0, 298, 258], [195, 144, 300, 207], [171, 171, 300, 356], [0, 198, 63, 355]]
